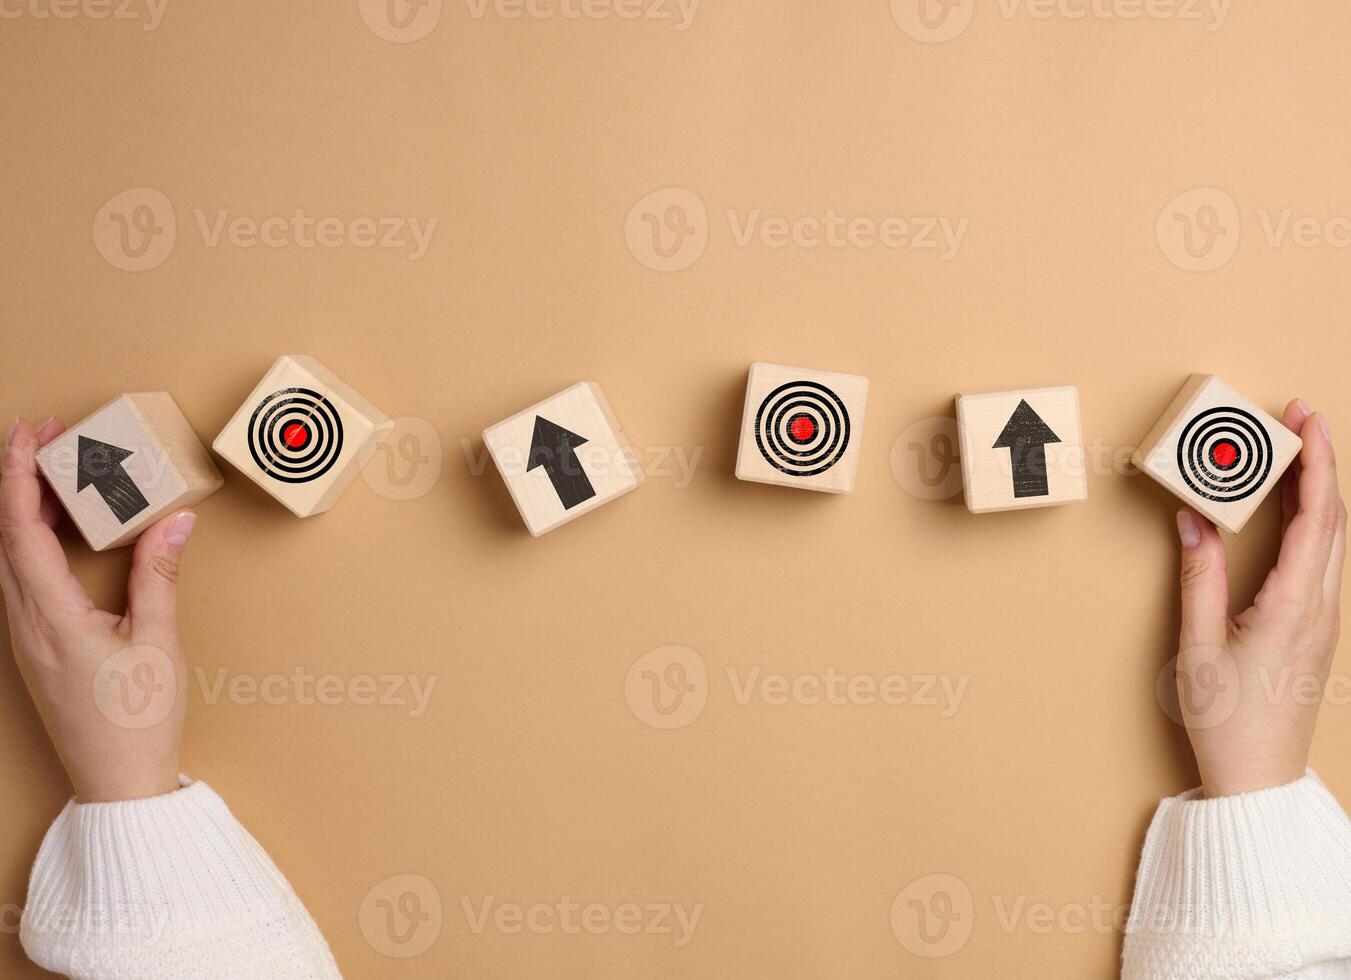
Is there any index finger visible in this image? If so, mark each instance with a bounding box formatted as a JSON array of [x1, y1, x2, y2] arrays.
[[0, 418, 92, 617]]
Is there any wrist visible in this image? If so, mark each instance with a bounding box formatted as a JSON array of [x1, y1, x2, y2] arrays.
[[1201, 762, 1309, 798], [70, 762, 183, 804]]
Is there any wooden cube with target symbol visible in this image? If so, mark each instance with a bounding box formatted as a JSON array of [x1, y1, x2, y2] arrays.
[[955, 385, 1088, 513], [1132, 374, 1302, 533], [734, 362, 869, 494], [212, 355, 393, 517], [35, 392, 224, 551], [483, 382, 645, 536]]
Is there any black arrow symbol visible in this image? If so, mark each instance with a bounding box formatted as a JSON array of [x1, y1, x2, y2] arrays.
[[527, 417, 596, 510], [992, 400, 1061, 498], [77, 436, 150, 524]]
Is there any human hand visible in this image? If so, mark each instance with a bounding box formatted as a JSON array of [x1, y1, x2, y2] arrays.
[[1173, 400, 1345, 798], [1, 417, 195, 802]]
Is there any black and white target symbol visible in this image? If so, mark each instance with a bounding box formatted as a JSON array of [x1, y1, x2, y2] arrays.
[[247, 387, 345, 484], [754, 380, 851, 477], [1177, 406, 1273, 503]]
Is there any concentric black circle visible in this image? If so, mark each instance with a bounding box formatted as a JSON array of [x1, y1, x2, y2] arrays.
[[754, 381, 850, 477], [247, 387, 345, 484], [1177, 406, 1272, 503]]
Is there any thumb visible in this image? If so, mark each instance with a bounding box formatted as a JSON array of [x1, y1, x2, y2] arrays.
[[126, 510, 197, 639], [1176, 508, 1231, 650]]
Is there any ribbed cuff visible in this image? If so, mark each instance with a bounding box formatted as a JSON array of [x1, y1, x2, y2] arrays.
[[1123, 770, 1351, 979], [21, 777, 341, 979]]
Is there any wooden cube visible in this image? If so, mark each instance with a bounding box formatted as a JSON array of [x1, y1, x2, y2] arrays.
[[36, 393, 223, 551], [483, 382, 644, 536], [956, 385, 1087, 513], [212, 355, 392, 518], [1132, 374, 1302, 534], [734, 362, 869, 494]]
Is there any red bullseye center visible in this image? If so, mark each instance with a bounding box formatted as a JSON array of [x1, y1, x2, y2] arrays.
[[282, 422, 311, 449], [789, 415, 816, 442], [1211, 440, 1238, 468]]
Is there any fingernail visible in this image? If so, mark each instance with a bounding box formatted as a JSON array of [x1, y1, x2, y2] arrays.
[[1298, 398, 1313, 416], [1177, 511, 1202, 549], [1319, 413, 1332, 440], [7, 418, 20, 444], [35, 416, 55, 434], [166, 512, 196, 550]]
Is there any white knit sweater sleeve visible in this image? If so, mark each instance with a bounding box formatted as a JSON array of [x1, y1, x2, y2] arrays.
[[1123, 771, 1351, 979], [20, 777, 342, 979]]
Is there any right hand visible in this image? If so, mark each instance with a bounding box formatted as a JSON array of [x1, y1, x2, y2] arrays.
[[1173, 399, 1345, 797]]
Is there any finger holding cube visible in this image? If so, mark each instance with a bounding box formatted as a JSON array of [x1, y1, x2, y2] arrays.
[[1132, 374, 1302, 534]]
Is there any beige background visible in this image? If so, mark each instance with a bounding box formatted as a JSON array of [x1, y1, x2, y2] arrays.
[[2, 2, 1350, 976]]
